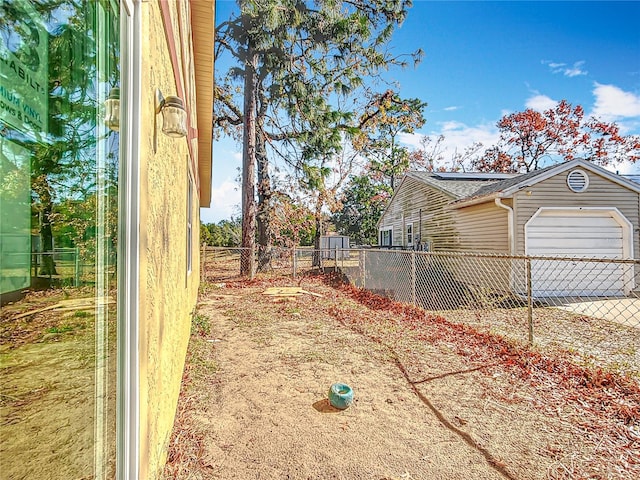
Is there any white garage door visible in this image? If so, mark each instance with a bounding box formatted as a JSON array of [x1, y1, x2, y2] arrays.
[[525, 208, 632, 297]]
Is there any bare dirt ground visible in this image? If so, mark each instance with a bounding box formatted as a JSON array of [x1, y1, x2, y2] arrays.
[[163, 273, 640, 480]]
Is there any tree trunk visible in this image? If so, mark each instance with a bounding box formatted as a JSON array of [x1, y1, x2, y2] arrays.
[[241, 45, 258, 277], [389, 134, 396, 190], [38, 177, 58, 276], [256, 117, 274, 271], [312, 198, 323, 268]]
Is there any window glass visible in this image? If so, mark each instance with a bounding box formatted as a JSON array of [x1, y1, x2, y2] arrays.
[[380, 229, 392, 246], [187, 171, 193, 273], [1, 1, 120, 478]]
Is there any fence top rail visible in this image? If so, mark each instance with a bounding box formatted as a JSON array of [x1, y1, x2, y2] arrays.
[[348, 248, 640, 264], [202, 246, 253, 251], [202, 246, 639, 265]]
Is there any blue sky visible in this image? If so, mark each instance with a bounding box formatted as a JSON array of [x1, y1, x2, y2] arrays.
[[202, 0, 640, 223]]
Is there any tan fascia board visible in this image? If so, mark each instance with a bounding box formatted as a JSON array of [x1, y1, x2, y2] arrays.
[[191, 0, 215, 207]]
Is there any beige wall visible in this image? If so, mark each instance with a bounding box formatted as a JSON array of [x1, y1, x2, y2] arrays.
[[379, 177, 459, 250], [379, 177, 510, 253], [513, 169, 640, 258], [455, 201, 510, 253], [137, 1, 201, 478]]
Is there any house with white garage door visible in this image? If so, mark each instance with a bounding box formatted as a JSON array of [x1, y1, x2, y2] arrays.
[[377, 159, 640, 297]]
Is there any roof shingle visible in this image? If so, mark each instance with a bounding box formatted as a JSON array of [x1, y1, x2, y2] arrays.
[[407, 172, 507, 199]]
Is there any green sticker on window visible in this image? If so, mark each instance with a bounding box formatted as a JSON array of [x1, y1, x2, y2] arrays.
[[0, 0, 49, 140]]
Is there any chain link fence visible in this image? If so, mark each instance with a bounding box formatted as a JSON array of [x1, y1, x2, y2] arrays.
[[29, 248, 91, 286], [200, 246, 297, 282], [201, 246, 639, 376]]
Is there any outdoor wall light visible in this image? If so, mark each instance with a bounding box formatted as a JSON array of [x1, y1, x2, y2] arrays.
[[155, 90, 187, 138], [103, 87, 120, 132]]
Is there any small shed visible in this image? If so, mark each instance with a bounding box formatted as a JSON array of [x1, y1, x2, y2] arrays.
[[320, 235, 350, 259], [377, 159, 640, 296]]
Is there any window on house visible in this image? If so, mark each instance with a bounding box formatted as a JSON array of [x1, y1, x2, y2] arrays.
[[379, 229, 392, 246], [0, 1, 122, 477], [406, 223, 413, 247], [187, 172, 193, 274]]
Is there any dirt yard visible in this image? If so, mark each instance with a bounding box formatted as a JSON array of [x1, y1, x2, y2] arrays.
[[163, 273, 640, 480]]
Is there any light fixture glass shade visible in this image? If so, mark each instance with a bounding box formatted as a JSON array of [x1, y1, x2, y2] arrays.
[[103, 87, 120, 132], [161, 96, 187, 138]]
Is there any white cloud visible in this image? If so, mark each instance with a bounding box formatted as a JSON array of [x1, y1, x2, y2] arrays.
[[398, 132, 424, 150], [543, 60, 588, 77], [201, 178, 241, 223], [604, 161, 640, 175], [399, 121, 499, 151], [399, 121, 499, 169], [525, 94, 557, 111], [592, 83, 640, 120], [441, 120, 466, 131], [437, 121, 500, 148], [443, 106, 460, 111], [564, 61, 588, 77]]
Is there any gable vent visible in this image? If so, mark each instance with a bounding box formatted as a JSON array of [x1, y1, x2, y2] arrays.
[[567, 169, 589, 193]]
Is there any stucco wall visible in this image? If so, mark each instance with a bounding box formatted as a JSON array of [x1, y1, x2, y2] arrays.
[[138, 1, 200, 478]]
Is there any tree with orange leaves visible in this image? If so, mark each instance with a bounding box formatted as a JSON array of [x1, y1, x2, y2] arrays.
[[473, 100, 640, 173]]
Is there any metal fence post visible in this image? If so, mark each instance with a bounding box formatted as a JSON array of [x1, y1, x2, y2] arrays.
[[526, 257, 533, 344], [74, 247, 80, 287], [200, 245, 205, 280], [411, 251, 416, 305], [250, 247, 256, 280], [32, 252, 37, 277], [292, 247, 297, 279]]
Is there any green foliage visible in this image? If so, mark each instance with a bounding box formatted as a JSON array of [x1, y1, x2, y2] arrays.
[[333, 175, 392, 245], [270, 193, 317, 247], [215, 0, 423, 258], [45, 325, 75, 334], [200, 217, 242, 247], [191, 312, 211, 337], [355, 91, 427, 189]]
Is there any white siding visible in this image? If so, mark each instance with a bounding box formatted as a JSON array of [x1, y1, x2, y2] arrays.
[[378, 177, 459, 249], [379, 178, 510, 253], [514, 170, 640, 258]]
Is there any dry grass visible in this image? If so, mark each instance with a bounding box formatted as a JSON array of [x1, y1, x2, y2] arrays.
[[163, 271, 640, 480]]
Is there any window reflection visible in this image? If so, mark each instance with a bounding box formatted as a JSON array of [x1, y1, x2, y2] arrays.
[[1, 1, 120, 478]]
